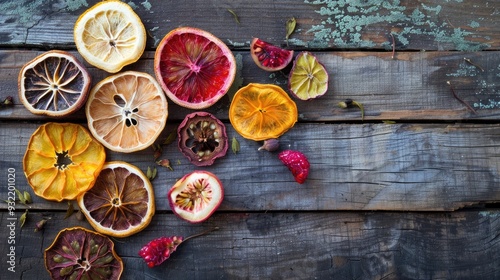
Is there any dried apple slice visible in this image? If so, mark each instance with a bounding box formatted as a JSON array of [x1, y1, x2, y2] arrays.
[[168, 171, 224, 223]]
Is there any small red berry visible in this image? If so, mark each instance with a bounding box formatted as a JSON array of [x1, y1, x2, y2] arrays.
[[278, 150, 310, 184], [138, 236, 183, 268]]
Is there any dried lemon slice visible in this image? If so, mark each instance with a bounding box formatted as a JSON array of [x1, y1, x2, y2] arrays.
[[288, 51, 329, 100], [73, 0, 146, 73], [77, 161, 155, 238], [23, 122, 106, 202], [18, 50, 91, 117], [85, 71, 168, 153]]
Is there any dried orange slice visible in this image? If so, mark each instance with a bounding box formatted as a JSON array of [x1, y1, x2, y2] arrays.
[[18, 50, 91, 117], [288, 51, 329, 100], [44, 227, 123, 279], [85, 71, 168, 153], [154, 27, 236, 109], [77, 161, 155, 238], [23, 122, 106, 202], [73, 0, 146, 73], [229, 83, 298, 141]]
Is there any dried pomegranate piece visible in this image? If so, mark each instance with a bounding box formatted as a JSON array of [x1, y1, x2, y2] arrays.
[[278, 150, 310, 184], [250, 38, 294, 72]]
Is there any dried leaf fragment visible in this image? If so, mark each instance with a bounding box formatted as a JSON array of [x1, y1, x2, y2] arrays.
[[338, 99, 365, 120], [35, 218, 48, 232], [64, 201, 74, 219], [232, 137, 240, 154], [286, 17, 296, 44], [147, 166, 157, 180], [20, 209, 28, 228], [227, 9, 240, 24]]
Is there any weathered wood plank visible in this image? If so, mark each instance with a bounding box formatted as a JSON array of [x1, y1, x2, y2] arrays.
[[3, 121, 500, 212], [1, 211, 498, 279], [0, 0, 499, 51], [2, 50, 500, 122]]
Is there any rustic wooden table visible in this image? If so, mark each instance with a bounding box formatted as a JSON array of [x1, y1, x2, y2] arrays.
[[1, 0, 500, 279]]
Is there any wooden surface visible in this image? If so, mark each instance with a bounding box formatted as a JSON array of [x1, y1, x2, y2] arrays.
[[1, 0, 500, 279]]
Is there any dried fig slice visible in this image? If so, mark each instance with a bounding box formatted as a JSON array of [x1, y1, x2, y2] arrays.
[[177, 112, 228, 166], [44, 227, 123, 280], [168, 171, 224, 223], [250, 38, 294, 72]]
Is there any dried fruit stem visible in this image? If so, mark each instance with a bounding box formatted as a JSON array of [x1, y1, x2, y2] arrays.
[[183, 227, 219, 243], [446, 81, 477, 114], [464, 57, 484, 72], [390, 33, 396, 59]]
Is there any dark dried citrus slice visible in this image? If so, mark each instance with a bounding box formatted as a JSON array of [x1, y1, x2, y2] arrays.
[[44, 227, 123, 280], [18, 50, 91, 117], [77, 161, 155, 237]]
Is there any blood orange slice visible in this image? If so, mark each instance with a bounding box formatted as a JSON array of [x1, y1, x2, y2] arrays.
[[77, 161, 155, 238], [18, 50, 91, 117], [229, 83, 298, 141], [154, 27, 236, 109], [85, 71, 168, 153]]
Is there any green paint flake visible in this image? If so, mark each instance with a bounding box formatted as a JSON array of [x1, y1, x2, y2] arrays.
[[64, 0, 88, 11], [303, 0, 490, 51], [469, 21, 480, 28], [0, 0, 88, 26], [141, 0, 152, 11]]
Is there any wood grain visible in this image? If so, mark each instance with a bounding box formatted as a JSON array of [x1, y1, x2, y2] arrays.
[[1, 211, 498, 279], [3, 50, 500, 122], [0, 0, 499, 51], [3, 122, 500, 212]]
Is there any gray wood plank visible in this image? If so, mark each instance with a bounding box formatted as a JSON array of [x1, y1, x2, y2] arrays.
[[2, 50, 500, 122], [2, 122, 500, 212], [0, 0, 498, 51], [1, 211, 498, 279]]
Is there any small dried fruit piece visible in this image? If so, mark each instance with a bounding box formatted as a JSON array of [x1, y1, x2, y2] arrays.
[[18, 50, 91, 117], [177, 112, 228, 166], [250, 38, 294, 72], [77, 161, 155, 237], [258, 138, 280, 152], [278, 150, 310, 184], [168, 171, 224, 223], [288, 51, 328, 100], [229, 83, 298, 141], [44, 227, 123, 280], [23, 122, 105, 202]]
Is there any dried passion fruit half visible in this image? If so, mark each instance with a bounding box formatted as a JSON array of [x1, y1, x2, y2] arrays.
[[250, 38, 294, 72], [177, 112, 228, 166], [154, 27, 236, 109], [18, 50, 91, 117], [85, 71, 168, 153], [288, 51, 329, 100], [23, 122, 105, 202], [44, 227, 123, 280], [229, 83, 298, 141], [168, 171, 224, 223], [77, 161, 155, 238]]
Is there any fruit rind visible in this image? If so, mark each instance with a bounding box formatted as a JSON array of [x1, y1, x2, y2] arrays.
[[73, 0, 146, 73], [288, 51, 329, 100], [168, 171, 224, 223], [154, 27, 236, 109], [77, 161, 155, 238], [18, 50, 91, 117]]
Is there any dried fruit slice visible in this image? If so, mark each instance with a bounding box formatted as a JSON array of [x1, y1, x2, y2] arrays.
[[250, 38, 294, 72], [23, 122, 105, 202], [74, 0, 146, 73], [18, 50, 91, 117], [229, 83, 298, 141], [177, 112, 228, 166], [278, 150, 310, 184], [85, 71, 168, 153], [168, 171, 224, 223], [288, 51, 328, 100], [45, 227, 123, 280], [77, 161, 155, 238], [154, 27, 236, 109]]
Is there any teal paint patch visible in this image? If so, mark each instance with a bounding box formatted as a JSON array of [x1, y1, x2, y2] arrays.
[[303, 0, 490, 51], [64, 0, 88, 11], [0, 0, 88, 26], [469, 21, 480, 28], [141, 0, 152, 11]]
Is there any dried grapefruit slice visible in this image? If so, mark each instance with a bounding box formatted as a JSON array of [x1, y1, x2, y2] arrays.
[[18, 50, 91, 117], [229, 83, 298, 141], [154, 27, 236, 109], [85, 71, 168, 153], [77, 161, 155, 238], [288, 51, 329, 100], [23, 122, 106, 202], [44, 227, 123, 280], [73, 0, 146, 73]]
